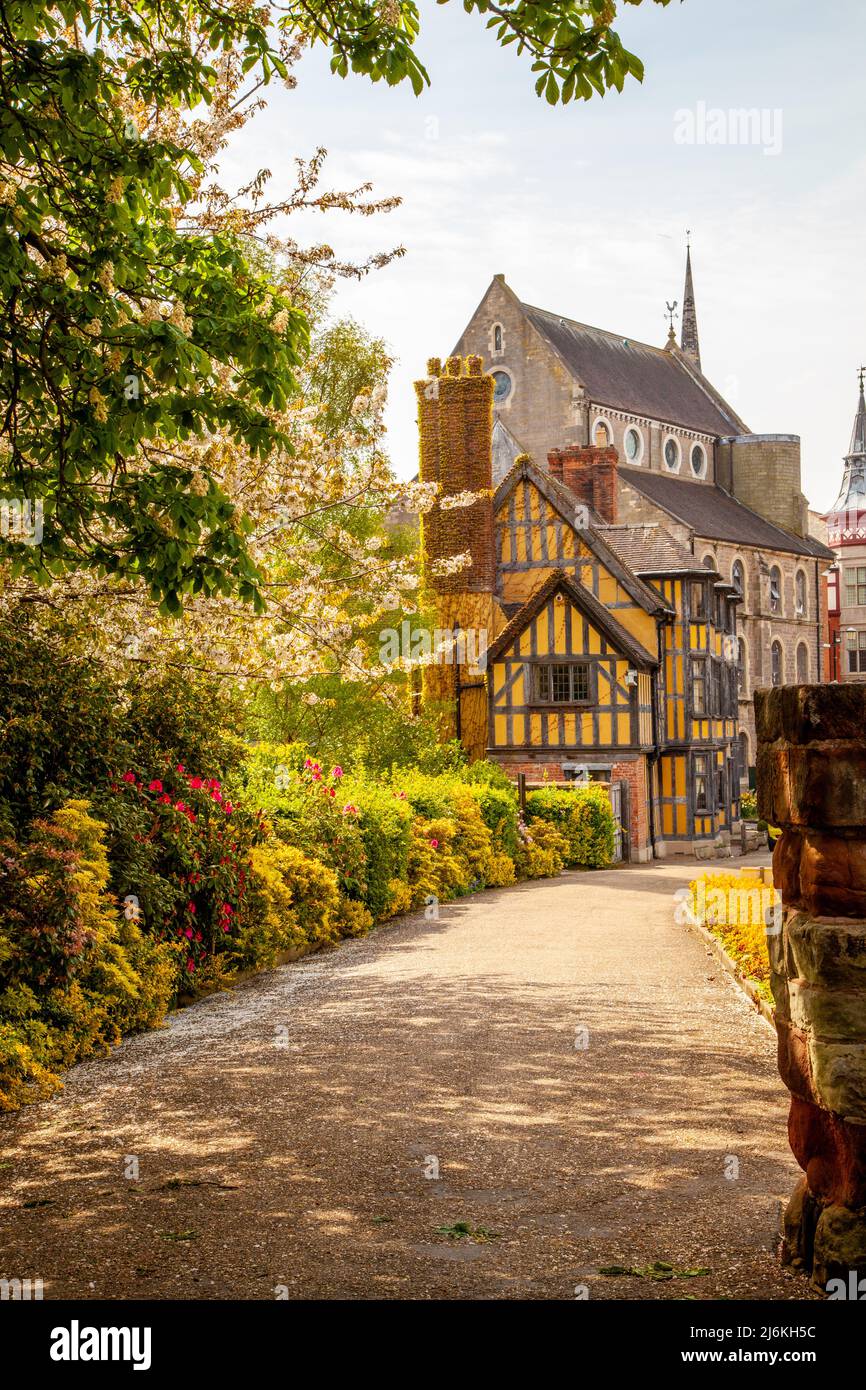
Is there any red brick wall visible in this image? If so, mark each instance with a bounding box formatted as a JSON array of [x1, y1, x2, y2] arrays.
[[610, 757, 650, 857], [496, 759, 567, 782]]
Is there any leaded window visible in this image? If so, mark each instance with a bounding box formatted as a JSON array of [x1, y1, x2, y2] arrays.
[[534, 662, 592, 705]]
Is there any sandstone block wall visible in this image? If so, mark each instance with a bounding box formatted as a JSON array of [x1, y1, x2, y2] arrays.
[[721, 434, 809, 538], [757, 684, 866, 1287]]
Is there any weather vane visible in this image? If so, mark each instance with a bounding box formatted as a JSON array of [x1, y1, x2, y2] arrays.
[[665, 300, 679, 332], [859, 365, 865, 391], [686, 227, 692, 249]]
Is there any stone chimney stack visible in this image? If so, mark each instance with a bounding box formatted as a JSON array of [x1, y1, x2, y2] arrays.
[[547, 444, 619, 525]]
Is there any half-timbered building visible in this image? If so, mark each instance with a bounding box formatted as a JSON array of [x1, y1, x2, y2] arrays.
[[415, 353, 743, 861]]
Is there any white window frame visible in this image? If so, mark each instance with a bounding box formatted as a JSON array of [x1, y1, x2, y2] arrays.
[[690, 441, 708, 478], [662, 434, 682, 473], [623, 424, 644, 465], [795, 569, 807, 618], [796, 642, 809, 683], [591, 415, 613, 448]]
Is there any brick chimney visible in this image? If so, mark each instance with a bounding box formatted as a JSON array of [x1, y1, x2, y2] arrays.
[[547, 444, 619, 524], [415, 354, 495, 593]]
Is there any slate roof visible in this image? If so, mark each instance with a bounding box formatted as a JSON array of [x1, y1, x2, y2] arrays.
[[521, 302, 746, 437], [619, 466, 835, 560], [486, 568, 657, 669], [601, 523, 709, 577]]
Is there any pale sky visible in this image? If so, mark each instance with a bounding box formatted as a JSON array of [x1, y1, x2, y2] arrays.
[[221, 0, 866, 512]]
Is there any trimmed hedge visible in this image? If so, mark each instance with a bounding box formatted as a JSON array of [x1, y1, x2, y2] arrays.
[[524, 784, 616, 868]]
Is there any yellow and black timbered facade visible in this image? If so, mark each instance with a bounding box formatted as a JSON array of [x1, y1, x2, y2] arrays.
[[487, 569, 656, 763], [484, 457, 741, 859], [646, 569, 740, 850]]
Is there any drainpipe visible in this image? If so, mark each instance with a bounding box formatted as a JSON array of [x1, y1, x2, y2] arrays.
[[814, 562, 821, 684], [647, 615, 668, 859]]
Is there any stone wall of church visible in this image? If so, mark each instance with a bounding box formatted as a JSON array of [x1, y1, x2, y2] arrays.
[[615, 475, 825, 773], [452, 276, 580, 465], [590, 411, 716, 483]]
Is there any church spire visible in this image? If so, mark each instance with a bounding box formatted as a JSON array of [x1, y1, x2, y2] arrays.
[[679, 235, 701, 371], [828, 370, 866, 537], [848, 369, 866, 458]]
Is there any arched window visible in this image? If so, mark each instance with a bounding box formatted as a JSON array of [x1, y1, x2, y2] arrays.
[[769, 565, 782, 614], [739, 730, 751, 785], [732, 559, 745, 597], [771, 639, 784, 686], [737, 636, 746, 695], [593, 418, 611, 447], [796, 642, 809, 683], [702, 553, 716, 572], [795, 569, 807, 617], [493, 323, 503, 354]]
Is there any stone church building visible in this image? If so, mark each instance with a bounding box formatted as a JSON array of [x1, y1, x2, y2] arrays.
[[452, 257, 834, 780]]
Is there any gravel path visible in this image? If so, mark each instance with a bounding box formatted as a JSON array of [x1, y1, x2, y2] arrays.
[[0, 853, 817, 1301]]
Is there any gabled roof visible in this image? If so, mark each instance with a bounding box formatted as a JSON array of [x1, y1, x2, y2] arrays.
[[520, 301, 747, 437], [620, 466, 835, 560], [493, 453, 669, 617], [486, 568, 657, 669]]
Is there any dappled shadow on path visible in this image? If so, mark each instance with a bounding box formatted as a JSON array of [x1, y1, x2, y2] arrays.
[[0, 879, 806, 1302]]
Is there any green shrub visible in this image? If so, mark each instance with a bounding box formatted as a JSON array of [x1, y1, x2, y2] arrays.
[[342, 776, 413, 920], [123, 673, 250, 785], [0, 620, 125, 829], [512, 819, 568, 879], [525, 784, 615, 868], [0, 801, 177, 1111], [230, 840, 344, 972], [231, 747, 368, 902]]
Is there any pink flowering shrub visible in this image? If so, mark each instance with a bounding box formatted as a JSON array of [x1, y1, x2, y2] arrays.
[[97, 764, 264, 985], [230, 744, 368, 905]]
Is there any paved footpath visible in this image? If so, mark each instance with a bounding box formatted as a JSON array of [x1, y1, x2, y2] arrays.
[[0, 853, 817, 1301]]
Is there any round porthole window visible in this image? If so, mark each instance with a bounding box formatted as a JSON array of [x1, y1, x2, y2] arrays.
[[664, 436, 681, 471], [624, 427, 643, 463], [491, 370, 512, 404], [690, 442, 707, 477]]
